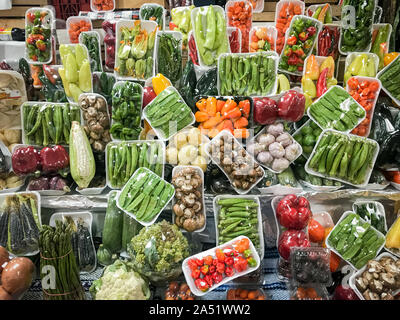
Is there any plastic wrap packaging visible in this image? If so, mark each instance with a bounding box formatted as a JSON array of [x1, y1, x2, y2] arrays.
[[0, 191, 41, 256], [352, 200, 387, 234], [140, 3, 166, 30], [102, 20, 116, 71], [290, 283, 329, 300], [191, 5, 230, 68], [317, 25, 340, 62], [278, 15, 322, 76], [292, 119, 322, 159], [66, 16, 92, 44], [226, 0, 252, 53], [114, 19, 157, 81], [343, 52, 379, 84], [308, 86, 366, 133], [305, 129, 379, 187], [339, 0, 376, 55], [377, 55, 400, 106], [106, 140, 164, 189], [155, 31, 182, 84], [127, 220, 190, 284], [247, 122, 302, 173], [217, 52, 278, 97], [227, 27, 241, 53], [169, 5, 194, 49], [92, 72, 116, 109], [25, 8, 53, 64], [39, 65, 68, 103], [21, 102, 81, 146], [79, 31, 103, 72], [50, 211, 97, 273], [226, 286, 268, 300], [110, 81, 142, 141], [249, 26, 277, 53]]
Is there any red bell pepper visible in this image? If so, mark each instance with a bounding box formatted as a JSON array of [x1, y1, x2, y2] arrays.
[[224, 256, 234, 266], [316, 68, 329, 98], [204, 255, 213, 266], [188, 258, 199, 271], [216, 262, 225, 274], [277, 90, 306, 122], [275, 194, 311, 229], [287, 35, 297, 46], [195, 278, 209, 292], [278, 229, 310, 260], [12, 146, 41, 175], [200, 264, 209, 275], [40, 145, 69, 173], [209, 265, 216, 274], [191, 269, 201, 279]]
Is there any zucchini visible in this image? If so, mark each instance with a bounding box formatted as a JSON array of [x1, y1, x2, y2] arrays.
[[121, 213, 142, 251], [102, 192, 124, 253], [69, 121, 96, 188]]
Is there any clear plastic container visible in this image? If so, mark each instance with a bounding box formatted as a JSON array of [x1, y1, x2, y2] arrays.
[[226, 0, 253, 53], [114, 19, 158, 81], [191, 5, 230, 68], [349, 252, 400, 300], [278, 15, 322, 76], [377, 54, 400, 106], [205, 130, 265, 195], [306, 4, 332, 21], [302, 55, 339, 91], [307, 85, 367, 133], [312, 211, 334, 229], [249, 25, 277, 53], [352, 200, 387, 234], [227, 27, 242, 53], [289, 283, 329, 300], [105, 140, 165, 189], [0, 191, 41, 257], [66, 16, 93, 44], [292, 118, 321, 159], [304, 129, 379, 187], [143, 86, 195, 141], [49, 211, 97, 274], [345, 76, 381, 137], [344, 52, 380, 77], [217, 51, 279, 97], [171, 165, 206, 233], [299, 180, 343, 193], [139, 3, 166, 30], [325, 211, 386, 270], [79, 31, 103, 73], [116, 167, 174, 227], [338, 0, 376, 55], [213, 194, 265, 259], [90, 0, 115, 13], [316, 24, 340, 61], [182, 236, 261, 296], [247, 123, 302, 173], [258, 183, 303, 195], [110, 80, 143, 142], [372, 23, 392, 55], [25, 7, 54, 65]]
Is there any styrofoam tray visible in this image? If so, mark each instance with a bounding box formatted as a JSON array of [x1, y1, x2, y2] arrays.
[[217, 51, 279, 97], [182, 236, 261, 296], [352, 200, 387, 233], [349, 252, 400, 300], [66, 16, 93, 44], [345, 76, 381, 137], [114, 19, 158, 81], [25, 7, 54, 65], [338, 1, 376, 55], [110, 80, 143, 141], [307, 85, 366, 133], [213, 195, 265, 259], [205, 130, 265, 195], [278, 15, 323, 76], [344, 52, 380, 77], [304, 129, 379, 187], [0, 191, 41, 256], [377, 54, 400, 107], [249, 25, 277, 53], [191, 5, 230, 68], [325, 211, 386, 270], [90, 0, 115, 13], [302, 55, 339, 88], [154, 30, 183, 84], [139, 3, 166, 30], [105, 139, 165, 189], [143, 86, 195, 141], [79, 31, 103, 72], [49, 211, 97, 274], [247, 124, 302, 173], [116, 167, 174, 227], [171, 165, 206, 233], [384, 215, 400, 258], [227, 27, 242, 54]]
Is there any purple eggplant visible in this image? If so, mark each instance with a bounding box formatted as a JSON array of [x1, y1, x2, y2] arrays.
[[27, 176, 50, 190], [49, 176, 70, 192]]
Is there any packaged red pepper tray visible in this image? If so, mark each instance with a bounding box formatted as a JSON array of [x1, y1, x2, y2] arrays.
[[226, 0, 253, 53]]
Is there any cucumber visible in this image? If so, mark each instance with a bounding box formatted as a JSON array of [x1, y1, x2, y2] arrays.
[[102, 192, 123, 253]]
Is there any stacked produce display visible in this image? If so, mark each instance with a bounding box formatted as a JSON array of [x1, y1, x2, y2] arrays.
[[0, 0, 400, 303]]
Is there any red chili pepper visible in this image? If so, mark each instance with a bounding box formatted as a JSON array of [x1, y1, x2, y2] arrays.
[[204, 255, 213, 266], [287, 35, 297, 46], [195, 258, 204, 266], [200, 264, 209, 275], [212, 259, 218, 266], [195, 278, 209, 292], [211, 272, 223, 284], [191, 269, 201, 279], [224, 256, 234, 266], [225, 266, 235, 277], [40, 145, 69, 173], [216, 262, 225, 274], [316, 68, 329, 98]]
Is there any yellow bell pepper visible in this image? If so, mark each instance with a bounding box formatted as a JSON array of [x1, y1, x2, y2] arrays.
[[301, 76, 316, 98], [384, 52, 400, 67], [386, 217, 400, 249], [152, 73, 172, 95]]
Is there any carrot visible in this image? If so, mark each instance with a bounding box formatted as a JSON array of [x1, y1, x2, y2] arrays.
[[233, 128, 249, 139], [216, 121, 225, 132], [206, 97, 217, 116], [223, 107, 242, 120], [277, 18, 286, 24], [276, 23, 285, 31], [195, 111, 209, 123], [196, 98, 207, 112], [234, 117, 249, 129], [203, 112, 222, 129], [221, 99, 237, 115], [293, 4, 302, 15], [216, 99, 225, 113], [239, 99, 250, 118]]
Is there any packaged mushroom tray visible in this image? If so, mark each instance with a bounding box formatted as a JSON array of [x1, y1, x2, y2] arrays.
[[206, 130, 264, 194], [171, 166, 206, 233], [247, 122, 302, 173]]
